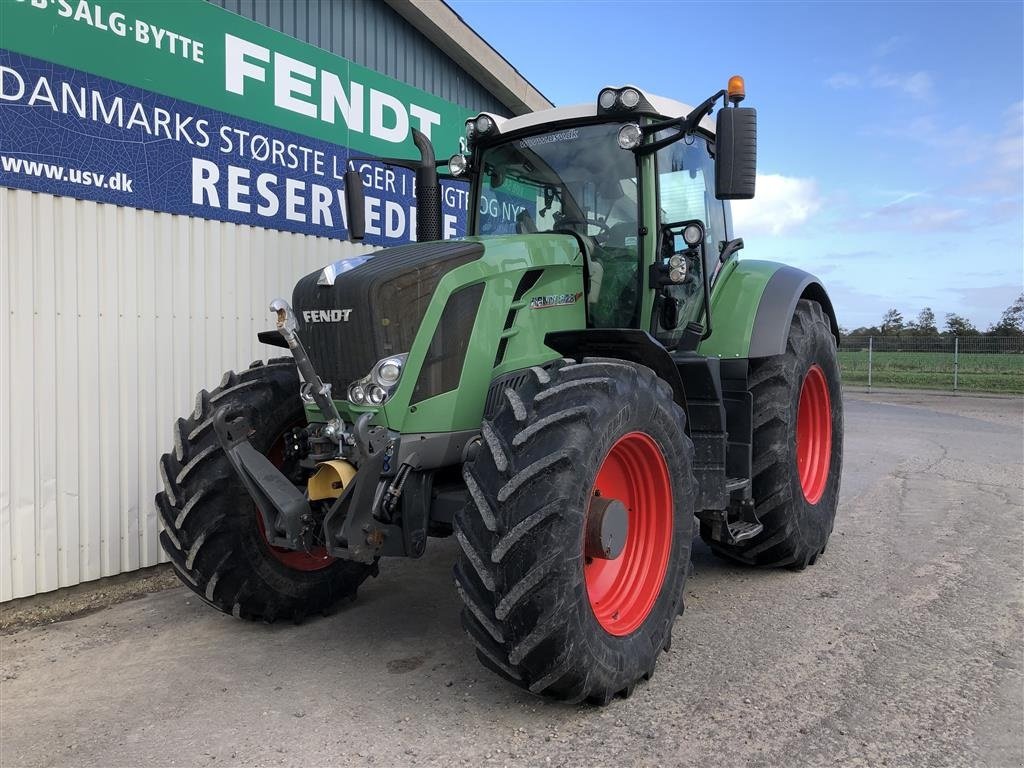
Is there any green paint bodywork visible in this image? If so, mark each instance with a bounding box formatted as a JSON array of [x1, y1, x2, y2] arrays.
[[305, 231, 805, 434], [312, 234, 586, 433], [637, 152, 660, 327], [307, 242, 799, 433], [699, 259, 787, 359]]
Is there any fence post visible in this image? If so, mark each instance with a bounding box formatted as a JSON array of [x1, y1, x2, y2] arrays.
[[868, 336, 873, 393], [953, 336, 959, 393]]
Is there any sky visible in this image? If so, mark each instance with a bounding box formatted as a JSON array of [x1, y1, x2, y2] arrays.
[[450, 0, 1024, 331]]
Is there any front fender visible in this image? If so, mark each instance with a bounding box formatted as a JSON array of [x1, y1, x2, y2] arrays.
[[699, 260, 839, 359]]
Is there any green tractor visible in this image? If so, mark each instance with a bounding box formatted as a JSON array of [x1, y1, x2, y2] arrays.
[[157, 77, 843, 704]]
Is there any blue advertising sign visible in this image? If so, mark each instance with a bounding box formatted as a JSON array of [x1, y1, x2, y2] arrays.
[[0, 49, 474, 245]]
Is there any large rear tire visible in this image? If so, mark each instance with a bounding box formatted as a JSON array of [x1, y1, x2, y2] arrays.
[[156, 360, 374, 622], [454, 359, 696, 704], [703, 299, 843, 568]]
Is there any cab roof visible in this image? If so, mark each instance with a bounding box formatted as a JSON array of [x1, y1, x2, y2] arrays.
[[482, 87, 717, 138]]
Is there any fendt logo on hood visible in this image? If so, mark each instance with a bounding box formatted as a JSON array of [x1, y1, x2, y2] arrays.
[[302, 309, 353, 323]]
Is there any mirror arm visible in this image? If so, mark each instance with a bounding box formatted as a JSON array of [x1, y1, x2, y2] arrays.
[[634, 89, 726, 156]]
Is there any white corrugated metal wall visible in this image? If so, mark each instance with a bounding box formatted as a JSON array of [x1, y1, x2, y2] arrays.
[[0, 188, 376, 601]]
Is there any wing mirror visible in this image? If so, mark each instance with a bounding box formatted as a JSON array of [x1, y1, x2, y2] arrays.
[[715, 106, 757, 200]]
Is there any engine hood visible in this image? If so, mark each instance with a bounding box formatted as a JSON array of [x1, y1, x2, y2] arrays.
[[292, 240, 485, 393]]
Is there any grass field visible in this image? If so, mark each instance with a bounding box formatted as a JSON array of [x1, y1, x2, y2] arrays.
[[838, 350, 1024, 394]]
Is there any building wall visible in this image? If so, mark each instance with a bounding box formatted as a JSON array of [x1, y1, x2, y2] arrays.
[[0, 0, 513, 601], [0, 188, 376, 601], [209, 0, 511, 117]]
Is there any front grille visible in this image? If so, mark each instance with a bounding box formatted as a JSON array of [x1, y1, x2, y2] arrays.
[[292, 241, 483, 392]]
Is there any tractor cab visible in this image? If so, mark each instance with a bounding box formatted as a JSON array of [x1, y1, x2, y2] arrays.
[[447, 81, 756, 350]]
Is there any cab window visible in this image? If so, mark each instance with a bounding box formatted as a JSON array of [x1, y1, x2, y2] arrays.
[[653, 135, 725, 346], [474, 122, 641, 329]]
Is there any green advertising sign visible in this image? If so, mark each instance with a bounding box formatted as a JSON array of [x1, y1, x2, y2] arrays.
[[0, 0, 473, 160]]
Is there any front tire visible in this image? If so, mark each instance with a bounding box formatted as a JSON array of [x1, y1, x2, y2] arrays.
[[703, 299, 843, 568], [454, 359, 696, 703], [156, 360, 374, 622]]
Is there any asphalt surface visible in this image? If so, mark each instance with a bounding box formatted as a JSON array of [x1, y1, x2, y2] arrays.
[[2, 391, 1022, 768]]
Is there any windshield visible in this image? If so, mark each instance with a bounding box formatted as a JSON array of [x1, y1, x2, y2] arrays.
[[473, 122, 641, 327]]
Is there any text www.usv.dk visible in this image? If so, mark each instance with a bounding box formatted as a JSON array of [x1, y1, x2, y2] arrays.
[[1, 156, 134, 191]]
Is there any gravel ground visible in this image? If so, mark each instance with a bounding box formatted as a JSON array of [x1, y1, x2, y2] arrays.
[[1, 391, 1021, 768]]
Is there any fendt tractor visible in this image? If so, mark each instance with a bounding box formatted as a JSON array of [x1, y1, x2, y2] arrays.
[[157, 77, 843, 704]]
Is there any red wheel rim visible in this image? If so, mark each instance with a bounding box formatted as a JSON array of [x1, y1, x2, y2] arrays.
[[255, 430, 335, 572], [584, 432, 673, 637], [796, 364, 832, 505]]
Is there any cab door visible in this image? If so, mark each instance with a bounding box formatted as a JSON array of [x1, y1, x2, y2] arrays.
[[652, 136, 727, 348]]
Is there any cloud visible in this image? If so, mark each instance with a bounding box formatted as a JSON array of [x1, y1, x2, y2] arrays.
[[857, 100, 1022, 221], [870, 70, 933, 100], [953, 284, 1024, 328], [861, 193, 969, 231], [991, 101, 1024, 177], [731, 174, 821, 235], [921, 100, 1024, 195], [873, 36, 905, 58], [825, 72, 860, 90], [825, 68, 933, 101]]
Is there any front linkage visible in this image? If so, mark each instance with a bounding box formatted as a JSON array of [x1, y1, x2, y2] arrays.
[[215, 300, 421, 565]]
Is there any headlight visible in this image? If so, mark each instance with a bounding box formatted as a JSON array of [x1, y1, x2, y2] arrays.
[[348, 354, 408, 406], [617, 123, 643, 150], [375, 356, 405, 386], [597, 86, 649, 114], [475, 114, 494, 135], [619, 88, 641, 109], [448, 154, 468, 177], [683, 223, 704, 246]]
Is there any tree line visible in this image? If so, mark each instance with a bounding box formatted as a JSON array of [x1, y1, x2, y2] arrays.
[[841, 293, 1024, 338]]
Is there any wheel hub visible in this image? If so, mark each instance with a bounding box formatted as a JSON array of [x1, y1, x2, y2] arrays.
[[796, 364, 832, 505], [584, 432, 673, 637], [585, 497, 629, 560]]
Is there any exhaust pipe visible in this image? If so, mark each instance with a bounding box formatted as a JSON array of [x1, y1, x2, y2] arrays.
[[412, 127, 442, 243], [342, 128, 443, 244]]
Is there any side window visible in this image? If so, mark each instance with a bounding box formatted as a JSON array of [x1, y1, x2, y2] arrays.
[[654, 136, 724, 346], [657, 137, 726, 259]]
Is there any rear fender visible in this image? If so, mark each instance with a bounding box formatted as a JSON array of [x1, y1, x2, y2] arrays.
[[699, 260, 839, 359]]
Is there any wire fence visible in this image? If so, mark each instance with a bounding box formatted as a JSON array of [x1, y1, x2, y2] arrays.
[[839, 336, 1024, 394]]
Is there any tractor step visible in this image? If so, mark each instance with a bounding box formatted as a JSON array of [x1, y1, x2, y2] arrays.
[[727, 519, 763, 542], [725, 476, 751, 493], [724, 497, 763, 543], [697, 495, 763, 545]]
